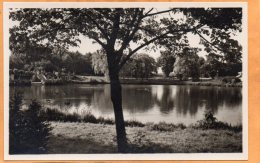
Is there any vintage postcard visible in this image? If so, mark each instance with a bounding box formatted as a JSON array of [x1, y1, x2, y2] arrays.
[[3, 2, 248, 160]]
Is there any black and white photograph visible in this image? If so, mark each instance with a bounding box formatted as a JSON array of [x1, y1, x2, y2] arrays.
[[4, 2, 248, 160]]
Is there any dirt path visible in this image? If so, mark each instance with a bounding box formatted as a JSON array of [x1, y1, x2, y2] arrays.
[[48, 122, 242, 153]]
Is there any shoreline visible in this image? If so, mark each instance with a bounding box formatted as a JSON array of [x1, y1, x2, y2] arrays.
[[65, 77, 242, 87], [10, 75, 242, 87]]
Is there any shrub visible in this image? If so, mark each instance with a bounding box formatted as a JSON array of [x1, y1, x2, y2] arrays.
[[125, 119, 145, 127], [192, 110, 242, 132], [82, 111, 98, 123], [149, 122, 186, 132], [222, 77, 241, 84], [9, 93, 52, 154], [41, 108, 80, 122], [97, 116, 114, 125]]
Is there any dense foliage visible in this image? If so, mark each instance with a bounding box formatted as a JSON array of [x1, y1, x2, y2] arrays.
[[9, 93, 52, 154], [120, 53, 157, 78], [173, 48, 202, 81], [10, 47, 94, 75], [157, 51, 176, 77]]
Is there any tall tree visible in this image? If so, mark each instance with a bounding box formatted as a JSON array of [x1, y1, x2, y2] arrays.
[[174, 47, 201, 81], [157, 50, 176, 77], [91, 50, 109, 78], [120, 53, 157, 78], [9, 7, 242, 152]]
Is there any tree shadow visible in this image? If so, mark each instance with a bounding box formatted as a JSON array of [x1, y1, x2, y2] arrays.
[[47, 135, 118, 154]]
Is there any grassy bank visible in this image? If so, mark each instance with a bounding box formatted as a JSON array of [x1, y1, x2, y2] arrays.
[[41, 108, 242, 153], [48, 122, 242, 153]]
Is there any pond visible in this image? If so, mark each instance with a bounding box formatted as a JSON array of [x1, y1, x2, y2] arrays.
[[10, 84, 242, 126]]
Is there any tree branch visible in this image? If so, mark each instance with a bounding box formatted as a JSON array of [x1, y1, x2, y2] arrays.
[[119, 24, 204, 70], [89, 36, 107, 49], [142, 9, 175, 18], [118, 9, 144, 53], [86, 12, 110, 41], [195, 29, 224, 58], [144, 8, 154, 16]]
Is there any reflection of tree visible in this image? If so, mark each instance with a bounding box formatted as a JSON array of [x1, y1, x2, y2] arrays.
[[90, 85, 156, 114], [173, 86, 242, 116], [122, 86, 154, 113], [91, 85, 114, 114], [203, 87, 242, 114], [11, 85, 94, 110], [223, 88, 242, 107], [155, 86, 174, 114], [204, 88, 223, 114], [10, 85, 242, 119], [174, 86, 200, 116]]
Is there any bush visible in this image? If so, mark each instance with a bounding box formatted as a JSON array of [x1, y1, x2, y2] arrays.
[[192, 110, 242, 132], [149, 122, 186, 132], [41, 108, 79, 122], [97, 116, 114, 125], [9, 93, 52, 154], [125, 119, 145, 127], [221, 77, 241, 84], [82, 111, 98, 123]]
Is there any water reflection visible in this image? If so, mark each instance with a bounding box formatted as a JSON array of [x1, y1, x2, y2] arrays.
[[10, 84, 242, 125]]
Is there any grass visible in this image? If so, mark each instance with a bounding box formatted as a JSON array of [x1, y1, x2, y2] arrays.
[[48, 121, 242, 153], [35, 107, 243, 153], [148, 122, 186, 131]]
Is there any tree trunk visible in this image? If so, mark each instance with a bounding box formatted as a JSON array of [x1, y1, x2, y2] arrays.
[[109, 72, 128, 153]]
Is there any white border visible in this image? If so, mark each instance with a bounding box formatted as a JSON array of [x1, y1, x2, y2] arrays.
[[3, 2, 248, 161]]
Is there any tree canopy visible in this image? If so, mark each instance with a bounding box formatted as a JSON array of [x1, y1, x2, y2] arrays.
[[10, 8, 242, 72]]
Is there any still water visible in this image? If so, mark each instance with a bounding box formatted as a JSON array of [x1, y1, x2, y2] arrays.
[[10, 84, 242, 125]]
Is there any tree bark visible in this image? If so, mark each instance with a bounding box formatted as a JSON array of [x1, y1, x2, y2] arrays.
[[109, 69, 128, 153]]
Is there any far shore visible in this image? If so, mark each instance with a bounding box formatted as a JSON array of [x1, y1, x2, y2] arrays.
[[48, 121, 242, 153], [69, 75, 242, 87]]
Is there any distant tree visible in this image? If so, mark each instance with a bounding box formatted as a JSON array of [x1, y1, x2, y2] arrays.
[[202, 52, 242, 78], [91, 50, 109, 78], [120, 53, 157, 78], [9, 54, 24, 70], [198, 57, 206, 77], [157, 50, 176, 77], [174, 47, 201, 81], [9, 46, 52, 71], [63, 51, 94, 75]]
